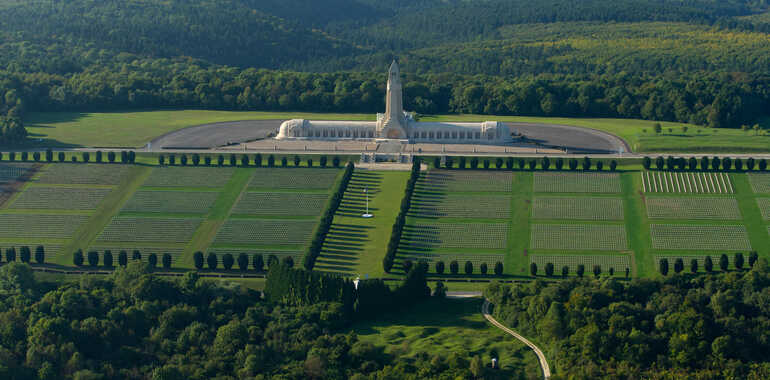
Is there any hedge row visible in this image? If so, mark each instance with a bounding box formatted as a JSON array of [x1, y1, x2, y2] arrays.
[[659, 252, 759, 275], [431, 156, 618, 171], [193, 251, 290, 271], [402, 259, 504, 276], [303, 161, 355, 270], [530, 262, 630, 278], [0, 150, 136, 164], [383, 158, 422, 272], [158, 153, 344, 168], [1, 246, 45, 265], [73, 249, 172, 269], [643, 155, 768, 171]]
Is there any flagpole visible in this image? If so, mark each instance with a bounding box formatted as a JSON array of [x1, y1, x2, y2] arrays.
[[362, 185, 373, 218]]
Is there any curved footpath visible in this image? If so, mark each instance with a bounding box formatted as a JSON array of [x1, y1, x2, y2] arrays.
[[482, 299, 551, 380]]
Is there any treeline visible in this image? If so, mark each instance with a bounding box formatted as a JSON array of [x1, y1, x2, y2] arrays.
[[643, 155, 769, 171], [265, 261, 432, 320], [0, 89, 25, 144], [3, 63, 767, 129], [429, 155, 618, 171], [0, 262, 479, 379], [485, 262, 770, 378]]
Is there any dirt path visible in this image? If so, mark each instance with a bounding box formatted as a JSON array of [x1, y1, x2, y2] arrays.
[[482, 299, 551, 379]]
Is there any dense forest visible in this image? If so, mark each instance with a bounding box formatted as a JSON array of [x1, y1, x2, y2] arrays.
[[0, 262, 495, 379], [485, 261, 770, 379], [0, 0, 769, 142]]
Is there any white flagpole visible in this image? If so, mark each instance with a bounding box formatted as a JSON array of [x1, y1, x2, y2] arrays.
[[362, 186, 373, 218]]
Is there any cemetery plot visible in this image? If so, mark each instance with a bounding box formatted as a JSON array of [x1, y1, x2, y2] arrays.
[[533, 173, 621, 193], [9, 187, 111, 210], [759, 199, 770, 220], [650, 224, 751, 250], [749, 173, 770, 193], [531, 254, 631, 274], [214, 219, 316, 246], [418, 170, 513, 192], [532, 197, 624, 220], [0, 163, 36, 183], [36, 164, 132, 185], [232, 192, 329, 216], [96, 217, 203, 243], [409, 194, 511, 219], [401, 222, 508, 250], [645, 197, 742, 220], [643, 171, 733, 193], [143, 167, 235, 188], [122, 190, 219, 214], [87, 245, 185, 264], [0, 214, 88, 239], [398, 252, 506, 267], [531, 224, 628, 250], [248, 168, 339, 190]]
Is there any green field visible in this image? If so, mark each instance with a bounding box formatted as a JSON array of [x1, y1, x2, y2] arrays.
[[315, 170, 410, 277], [25, 110, 373, 148], [24, 110, 769, 153], [1, 160, 769, 280], [352, 297, 541, 379], [422, 114, 770, 153]]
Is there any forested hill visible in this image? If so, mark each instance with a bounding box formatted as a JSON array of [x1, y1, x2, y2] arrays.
[[0, 0, 767, 71], [0, 0, 770, 144]]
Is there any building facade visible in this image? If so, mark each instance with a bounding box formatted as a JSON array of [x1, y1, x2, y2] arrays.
[[276, 61, 512, 144]]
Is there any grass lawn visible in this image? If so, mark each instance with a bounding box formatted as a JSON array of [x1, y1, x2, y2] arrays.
[[352, 297, 541, 379], [423, 114, 769, 153], [316, 170, 409, 277], [24, 110, 769, 153], [25, 110, 374, 148]]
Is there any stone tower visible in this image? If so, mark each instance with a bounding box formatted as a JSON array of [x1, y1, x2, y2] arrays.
[[377, 60, 408, 139]]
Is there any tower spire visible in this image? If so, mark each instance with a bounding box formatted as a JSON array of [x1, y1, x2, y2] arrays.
[[378, 60, 408, 139]]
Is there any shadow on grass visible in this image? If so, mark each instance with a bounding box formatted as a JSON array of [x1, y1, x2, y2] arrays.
[[315, 223, 372, 273]]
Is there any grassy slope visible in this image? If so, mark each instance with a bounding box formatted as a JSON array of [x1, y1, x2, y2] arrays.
[[352, 297, 541, 379], [24, 110, 769, 153], [316, 170, 409, 277], [25, 110, 374, 148]]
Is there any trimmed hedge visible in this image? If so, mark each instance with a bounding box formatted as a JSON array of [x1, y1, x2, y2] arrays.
[[303, 161, 355, 270], [383, 158, 421, 272]]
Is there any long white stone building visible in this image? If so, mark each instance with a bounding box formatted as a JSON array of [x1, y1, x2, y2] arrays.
[[276, 61, 512, 144]]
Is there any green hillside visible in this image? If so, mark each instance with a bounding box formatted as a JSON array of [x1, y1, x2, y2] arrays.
[[0, 0, 769, 145]]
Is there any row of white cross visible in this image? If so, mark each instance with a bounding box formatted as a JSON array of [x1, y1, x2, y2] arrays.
[[642, 171, 734, 193]]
